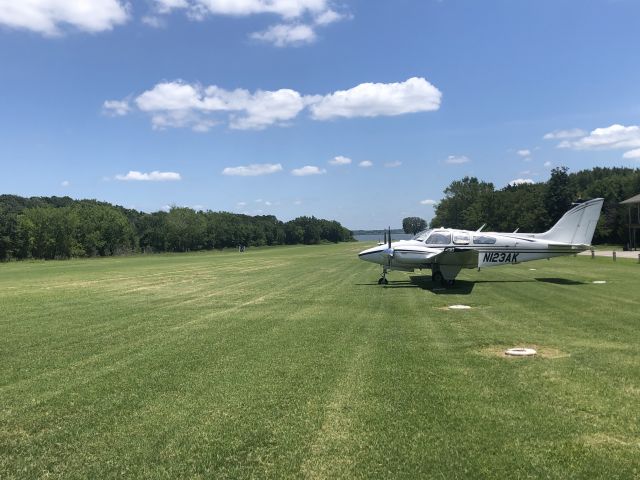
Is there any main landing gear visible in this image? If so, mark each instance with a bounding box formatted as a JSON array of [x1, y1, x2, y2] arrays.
[[378, 268, 389, 285], [432, 269, 455, 287]]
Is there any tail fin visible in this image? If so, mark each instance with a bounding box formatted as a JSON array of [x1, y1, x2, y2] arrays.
[[538, 198, 604, 245]]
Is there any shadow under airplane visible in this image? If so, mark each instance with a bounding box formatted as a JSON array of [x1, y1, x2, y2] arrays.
[[356, 275, 587, 294]]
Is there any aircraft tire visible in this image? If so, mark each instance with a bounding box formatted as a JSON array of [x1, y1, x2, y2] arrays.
[[432, 271, 443, 284]]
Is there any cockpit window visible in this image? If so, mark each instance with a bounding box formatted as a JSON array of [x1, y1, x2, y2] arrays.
[[413, 229, 432, 241], [473, 235, 496, 245], [425, 231, 451, 245]]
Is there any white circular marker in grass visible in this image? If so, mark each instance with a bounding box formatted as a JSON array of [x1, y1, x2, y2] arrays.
[[529, 268, 537, 271], [505, 347, 537, 356], [448, 305, 472, 310], [592, 280, 607, 284]]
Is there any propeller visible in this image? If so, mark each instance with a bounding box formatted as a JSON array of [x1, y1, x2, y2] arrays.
[[383, 226, 394, 261]]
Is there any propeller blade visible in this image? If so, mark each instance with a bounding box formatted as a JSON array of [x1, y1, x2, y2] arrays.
[[383, 229, 387, 244], [388, 226, 391, 249]]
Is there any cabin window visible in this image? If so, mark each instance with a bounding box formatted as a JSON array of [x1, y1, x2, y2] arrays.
[[425, 232, 451, 245], [473, 235, 496, 245], [453, 233, 470, 245]]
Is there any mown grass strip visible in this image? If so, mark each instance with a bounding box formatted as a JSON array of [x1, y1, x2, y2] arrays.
[[1, 245, 639, 478]]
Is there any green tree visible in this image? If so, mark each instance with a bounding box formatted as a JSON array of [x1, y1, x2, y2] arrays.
[[0, 194, 354, 259], [402, 217, 427, 235], [431, 177, 495, 229], [165, 207, 206, 252], [544, 166, 573, 225]]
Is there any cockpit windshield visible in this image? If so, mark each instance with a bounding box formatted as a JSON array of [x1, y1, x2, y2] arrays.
[[413, 229, 432, 241]]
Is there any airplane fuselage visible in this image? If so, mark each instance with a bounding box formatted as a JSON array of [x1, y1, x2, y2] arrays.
[[359, 229, 588, 271], [358, 198, 603, 285]]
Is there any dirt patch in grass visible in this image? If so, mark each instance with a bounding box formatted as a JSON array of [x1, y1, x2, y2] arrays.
[[436, 305, 476, 311], [581, 433, 640, 449], [478, 345, 570, 359]]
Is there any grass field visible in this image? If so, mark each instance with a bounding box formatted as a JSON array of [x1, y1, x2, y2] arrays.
[[1, 243, 639, 479]]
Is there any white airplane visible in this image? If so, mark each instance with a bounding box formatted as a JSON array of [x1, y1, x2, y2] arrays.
[[359, 198, 604, 286]]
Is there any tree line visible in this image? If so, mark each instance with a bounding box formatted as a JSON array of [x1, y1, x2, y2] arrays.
[[427, 166, 640, 245], [0, 195, 353, 261]]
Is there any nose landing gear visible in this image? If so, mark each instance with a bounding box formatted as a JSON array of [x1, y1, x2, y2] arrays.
[[378, 268, 389, 285]]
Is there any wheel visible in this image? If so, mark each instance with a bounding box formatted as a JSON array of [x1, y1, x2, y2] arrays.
[[382, 278, 388, 285], [432, 271, 443, 284], [377, 277, 384, 285], [446, 279, 456, 287]]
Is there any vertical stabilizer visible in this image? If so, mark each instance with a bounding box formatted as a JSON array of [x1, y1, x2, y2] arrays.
[[538, 198, 604, 245]]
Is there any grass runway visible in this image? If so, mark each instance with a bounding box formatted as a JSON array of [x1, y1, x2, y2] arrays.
[[1, 243, 639, 478]]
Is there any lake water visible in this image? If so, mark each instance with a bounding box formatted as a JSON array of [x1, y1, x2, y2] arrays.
[[354, 233, 414, 242]]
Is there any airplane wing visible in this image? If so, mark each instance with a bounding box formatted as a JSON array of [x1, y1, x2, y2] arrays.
[[391, 245, 444, 264]]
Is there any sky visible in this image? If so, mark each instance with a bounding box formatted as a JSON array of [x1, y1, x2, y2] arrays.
[[1, 0, 639, 230]]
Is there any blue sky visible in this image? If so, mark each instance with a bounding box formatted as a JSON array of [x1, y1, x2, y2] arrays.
[[1, 0, 639, 229]]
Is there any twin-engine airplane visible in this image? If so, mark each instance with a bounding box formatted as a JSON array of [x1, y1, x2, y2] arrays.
[[359, 198, 604, 286]]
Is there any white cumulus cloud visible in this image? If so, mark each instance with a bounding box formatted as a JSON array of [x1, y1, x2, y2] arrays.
[[154, 0, 189, 14], [229, 89, 306, 130], [222, 163, 283, 176], [148, 1, 348, 47], [358, 160, 373, 168], [153, 0, 330, 19], [102, 99, 131, 116], [509, 178, 534, 186], [445, 155, 470, 165], [544, 161, 552, 168], [517, 149, 531, 157], [314, 9, 346, 25], [543, 128, 586, 140], [623, 148, 640, 159], [291, 165, 326, 176], [561, 124, 640, 150], [384, 160, 402, 168], [420, 199, 437, 205], [115, 171, 182, 181], [107, 77, 443, 131], [308, 77, 442, 120], [124, 81, 305, 131], [329, 155, 351, 165], [135, 82, 204, 111], [0, 0, 129, 36], [61, 180, 70, 187], [251, 23, 316, 47], [553, 124, 640, 159]]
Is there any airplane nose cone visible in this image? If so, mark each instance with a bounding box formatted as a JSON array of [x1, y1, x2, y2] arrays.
[[358, 245, 384, 264]]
